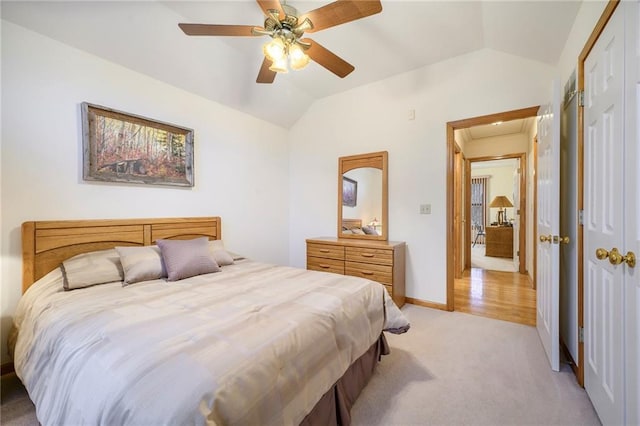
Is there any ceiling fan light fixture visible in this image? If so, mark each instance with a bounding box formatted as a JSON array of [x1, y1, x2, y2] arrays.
[[263, 37, 286, 62], [269, 57, 289, 73], [289, 43, 310, 70]]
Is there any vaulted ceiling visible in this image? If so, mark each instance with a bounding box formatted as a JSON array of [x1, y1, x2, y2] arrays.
[[1, 1, 582, 128]]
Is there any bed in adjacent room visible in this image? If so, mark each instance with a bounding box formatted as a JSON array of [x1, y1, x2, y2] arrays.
[[9, 217, 408, 425]]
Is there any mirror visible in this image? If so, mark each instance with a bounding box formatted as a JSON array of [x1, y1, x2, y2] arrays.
[[338, 151, 388, 241]]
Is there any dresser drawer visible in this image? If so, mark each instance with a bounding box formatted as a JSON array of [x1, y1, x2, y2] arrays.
[[345, 246, 393, 265], [307, 256, 345, 274], [345, 261, 393, 285], [307, 243, 345, 260]]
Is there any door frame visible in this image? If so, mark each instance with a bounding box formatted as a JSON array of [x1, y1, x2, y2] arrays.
[[446, 106, 539, 310], [454, 143, 465, 278], [465, 153, 527, 275], [576, 0, 620, 389]]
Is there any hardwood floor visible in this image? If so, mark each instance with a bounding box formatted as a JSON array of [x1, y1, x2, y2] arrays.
[[454, 268, 536, 326]]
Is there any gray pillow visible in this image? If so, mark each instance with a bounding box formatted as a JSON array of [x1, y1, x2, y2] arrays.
[[116, 245, 166, 285], [362, 225, 376, 235], [157, 237, 221, 281], [208, 240, 235, 266], [61, 248, 124, 290]]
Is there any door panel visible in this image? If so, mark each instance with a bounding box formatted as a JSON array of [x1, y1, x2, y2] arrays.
[[536, 80, 560, 371], [513, 165, 520, 271], [623, 3, 639, 424], [583, 4, 625, 424]]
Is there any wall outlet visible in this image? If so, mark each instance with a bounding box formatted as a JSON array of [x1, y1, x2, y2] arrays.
[[420, 204, 431, 214]]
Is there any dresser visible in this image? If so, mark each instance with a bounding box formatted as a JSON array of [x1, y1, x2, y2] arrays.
[[306, 237, 406, 307], [485, 226, 514, 258]]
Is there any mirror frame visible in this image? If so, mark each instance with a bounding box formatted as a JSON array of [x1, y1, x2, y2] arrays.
[[338, 151, 388, 241]]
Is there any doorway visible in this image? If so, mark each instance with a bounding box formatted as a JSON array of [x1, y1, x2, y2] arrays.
[[467, 155, 524, 274], [446, 107, 539, 324]]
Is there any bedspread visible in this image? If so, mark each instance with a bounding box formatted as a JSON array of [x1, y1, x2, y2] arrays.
[[12, 260, 404, 425]]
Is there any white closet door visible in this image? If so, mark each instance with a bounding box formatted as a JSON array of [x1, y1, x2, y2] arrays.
[[536, 80, 560, 371], [583, 4, 625, 424]]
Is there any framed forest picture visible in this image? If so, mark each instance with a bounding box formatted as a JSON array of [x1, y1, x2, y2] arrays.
[[82, 102, 194, 187], [342, 176, 357, 207]]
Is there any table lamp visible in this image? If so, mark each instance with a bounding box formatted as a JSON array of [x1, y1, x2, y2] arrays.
[[489, 195, 513, 225]]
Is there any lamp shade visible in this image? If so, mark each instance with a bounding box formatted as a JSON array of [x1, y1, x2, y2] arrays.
[[489, 195, 513, 208]]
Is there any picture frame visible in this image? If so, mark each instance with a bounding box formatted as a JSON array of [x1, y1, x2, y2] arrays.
[[82, 102, 194, 187], [342, 176, 357, 207]]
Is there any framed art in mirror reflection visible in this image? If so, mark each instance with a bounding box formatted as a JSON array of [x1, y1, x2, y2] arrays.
[[342, 176, 357, 207]]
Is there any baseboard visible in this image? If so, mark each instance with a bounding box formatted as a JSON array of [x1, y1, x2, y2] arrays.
[[405, 297, 448, 311], [560, 339, 580, 384], [1, 362, 15, 376]]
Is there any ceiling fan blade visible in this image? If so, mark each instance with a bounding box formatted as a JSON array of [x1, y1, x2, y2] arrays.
[[256, 0, 285, 19], [178, 23, 259, 37], [257, 57, 277, 84], [300, 0, 382, 33], [302, 38, 354, 78]]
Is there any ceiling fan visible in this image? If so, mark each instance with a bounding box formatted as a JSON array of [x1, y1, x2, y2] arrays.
[[178, 0, 382, 84]]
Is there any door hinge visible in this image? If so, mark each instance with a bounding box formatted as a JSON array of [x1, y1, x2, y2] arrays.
[[578, 209, 584, 225], [517, 250, 520, 257], [578, 90, 585, 107], [579, 327, 584, 343]]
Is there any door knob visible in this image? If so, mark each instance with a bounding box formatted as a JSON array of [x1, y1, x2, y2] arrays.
[[559, 236, 570, 244], [596, 248, 609, 260], [596, 247, 636, 268], [608, 248, 636, 268], [540, 235, 552, 243], [625, 251, 637, 268], [608, 248, 624, 265]]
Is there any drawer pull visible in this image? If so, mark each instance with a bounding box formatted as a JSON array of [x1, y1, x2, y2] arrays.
[[360, 253, 375, 258], [319, 249, 330, 253], [319, 264, 330, 269], [361, 271, 374, 276]]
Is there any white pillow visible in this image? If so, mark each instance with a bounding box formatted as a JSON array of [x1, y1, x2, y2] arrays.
[[116, 245, 166, 285], [61, 248, 123, 290], [208, 240, 235, 266]]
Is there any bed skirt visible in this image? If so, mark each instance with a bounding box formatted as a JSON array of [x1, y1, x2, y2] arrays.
[[300, 333, 390, 426]]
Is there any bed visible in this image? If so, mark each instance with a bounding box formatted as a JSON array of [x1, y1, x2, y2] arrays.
[[341, 219, 380, 236], [10, 217, 408, 425]]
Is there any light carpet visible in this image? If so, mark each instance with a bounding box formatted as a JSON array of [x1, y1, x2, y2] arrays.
[[471, 245, 517, 272], [1, 305, 600, 426], [351, 305, 599, 425]]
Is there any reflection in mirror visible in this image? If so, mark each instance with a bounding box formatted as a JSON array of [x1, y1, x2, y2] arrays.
[[338, 151, 388, 241], [342, 168, 382, 235]]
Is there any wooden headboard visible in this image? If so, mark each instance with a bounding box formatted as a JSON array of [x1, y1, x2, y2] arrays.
[[21, 217, 221, 292], [342, 218, 362, 229]]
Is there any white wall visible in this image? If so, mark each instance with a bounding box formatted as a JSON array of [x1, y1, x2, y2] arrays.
[[0, 22, 290, 364], [557, 1, 608, 85], [288, 48, 556, 304]]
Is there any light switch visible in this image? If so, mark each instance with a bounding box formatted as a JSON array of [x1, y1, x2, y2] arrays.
[[420, 204, 431, 214]]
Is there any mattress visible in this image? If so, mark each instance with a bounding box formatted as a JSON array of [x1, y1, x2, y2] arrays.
[[11, 259, 408, 425]]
